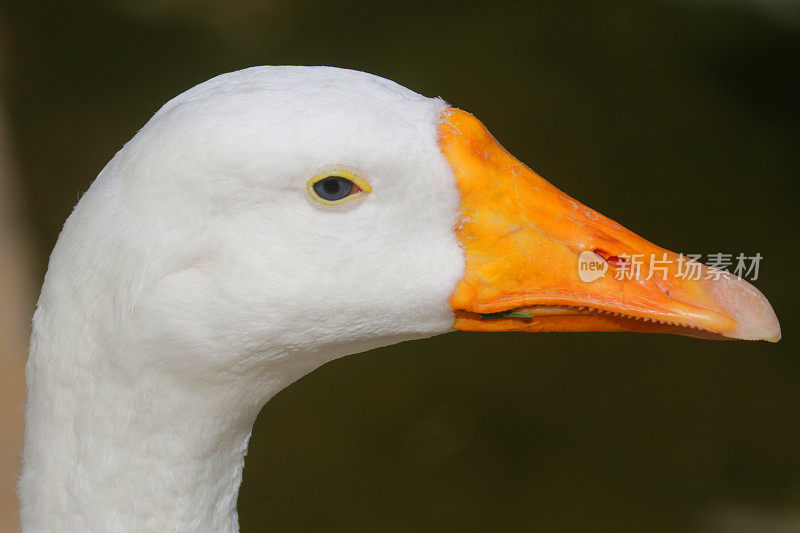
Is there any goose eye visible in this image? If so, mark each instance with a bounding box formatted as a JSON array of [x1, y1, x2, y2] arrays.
[[314, 176, 355, 201], [307, 171, 371, 205]]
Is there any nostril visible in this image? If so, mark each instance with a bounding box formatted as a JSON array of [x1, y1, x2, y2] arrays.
[[606, 256, 628, 268], [593, 248, 627, 268]]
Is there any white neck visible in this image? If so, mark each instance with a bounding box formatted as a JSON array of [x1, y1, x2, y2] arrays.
[[18, 66, 465, 531], [20, 317, 298, 532]]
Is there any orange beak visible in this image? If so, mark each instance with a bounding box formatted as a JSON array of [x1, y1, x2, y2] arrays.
[[441, 109, 780, 342]]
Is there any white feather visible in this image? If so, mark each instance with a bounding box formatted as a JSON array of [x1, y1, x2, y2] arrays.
[[21, 66, 464, 532]]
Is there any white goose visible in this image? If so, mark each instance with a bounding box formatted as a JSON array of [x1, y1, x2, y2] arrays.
[[20, 66, 780, 532]]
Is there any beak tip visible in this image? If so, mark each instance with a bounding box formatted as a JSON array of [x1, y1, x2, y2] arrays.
[[731, 295, 781, 343], [753, 315, 781, 343], [703, 273, 781, 343]]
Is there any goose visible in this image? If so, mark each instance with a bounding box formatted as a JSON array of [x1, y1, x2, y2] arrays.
[[20, 65, 780, 532]]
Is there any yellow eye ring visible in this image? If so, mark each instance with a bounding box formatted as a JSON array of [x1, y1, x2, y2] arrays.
[[307, 170, 371, 205]]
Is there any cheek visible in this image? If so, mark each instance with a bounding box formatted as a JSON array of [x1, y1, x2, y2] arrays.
[[246, 227, 464, 343], [331, 228, 464, 336]]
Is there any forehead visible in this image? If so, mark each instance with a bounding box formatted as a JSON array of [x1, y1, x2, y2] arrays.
[[148, 67, 449, 177], [161, 67, 444, 136]]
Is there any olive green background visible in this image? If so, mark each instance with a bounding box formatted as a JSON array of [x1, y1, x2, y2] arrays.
[[4, 1, 800, 531]]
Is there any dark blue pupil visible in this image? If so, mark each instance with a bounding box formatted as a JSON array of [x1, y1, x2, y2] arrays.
[[314, 176, 354, 201]]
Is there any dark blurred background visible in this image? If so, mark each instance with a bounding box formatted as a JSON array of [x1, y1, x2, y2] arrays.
[[1, 0, 799, 531]]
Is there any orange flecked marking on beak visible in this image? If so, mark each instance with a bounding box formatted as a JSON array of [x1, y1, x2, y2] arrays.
[[440, 108, 780, 341]]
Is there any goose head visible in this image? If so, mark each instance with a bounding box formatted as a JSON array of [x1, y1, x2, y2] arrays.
[[99, 66, 777, 380], [100, 66, 468, 381], [22, 65, 780, 531]]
